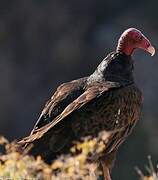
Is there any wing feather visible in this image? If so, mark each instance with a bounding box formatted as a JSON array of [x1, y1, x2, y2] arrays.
[[19, 81, 120, 145], [30, 77, 87, 134]]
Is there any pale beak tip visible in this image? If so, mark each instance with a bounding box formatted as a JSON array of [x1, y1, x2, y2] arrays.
[[147, 46, 155, 56]]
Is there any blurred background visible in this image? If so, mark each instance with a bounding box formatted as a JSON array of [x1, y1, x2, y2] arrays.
[[1, 0, 158, 179]]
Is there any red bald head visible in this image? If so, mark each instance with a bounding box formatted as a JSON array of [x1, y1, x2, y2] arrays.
[[116, 28, 155, 56]]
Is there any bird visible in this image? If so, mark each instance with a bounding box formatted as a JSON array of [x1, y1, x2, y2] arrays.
[[18, 28, 155, 180]]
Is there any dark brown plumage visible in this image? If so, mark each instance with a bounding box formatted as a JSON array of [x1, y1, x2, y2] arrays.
[[18, 28, 155, 180]]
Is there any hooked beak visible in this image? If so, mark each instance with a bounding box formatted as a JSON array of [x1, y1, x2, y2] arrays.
[[146, 45, 155, 56], [140, 35, 155, 56]]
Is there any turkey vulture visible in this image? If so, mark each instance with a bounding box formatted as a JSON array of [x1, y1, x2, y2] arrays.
[[18, 28, 155, 180]]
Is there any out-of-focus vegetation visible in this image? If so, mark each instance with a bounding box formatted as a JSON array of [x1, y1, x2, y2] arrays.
[[0, 132, 109, 180], [136, 156, 158, 180], [0, 134, 157, 180]]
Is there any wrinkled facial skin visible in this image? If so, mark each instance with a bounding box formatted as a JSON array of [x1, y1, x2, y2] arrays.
[[128, 30, 150, 50], [117, 28, 155, 56]]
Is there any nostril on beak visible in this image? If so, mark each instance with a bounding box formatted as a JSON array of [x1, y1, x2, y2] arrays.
[[146, 42, 150, 48]]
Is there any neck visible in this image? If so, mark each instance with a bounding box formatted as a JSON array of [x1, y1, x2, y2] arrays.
[[116, 37, 135, 56], [103, 53, 134, 84], [87, 52, 134, 86]]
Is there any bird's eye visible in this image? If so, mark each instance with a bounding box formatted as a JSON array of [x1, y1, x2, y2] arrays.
[[139, 36, 143, 40]]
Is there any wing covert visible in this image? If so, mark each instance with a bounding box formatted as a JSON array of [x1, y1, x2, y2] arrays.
[[19, 81, 120, 144]]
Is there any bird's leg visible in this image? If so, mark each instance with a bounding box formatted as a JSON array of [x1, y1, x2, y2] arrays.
[[100, 151, 117, 180], [100, 160, 112, 180]]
